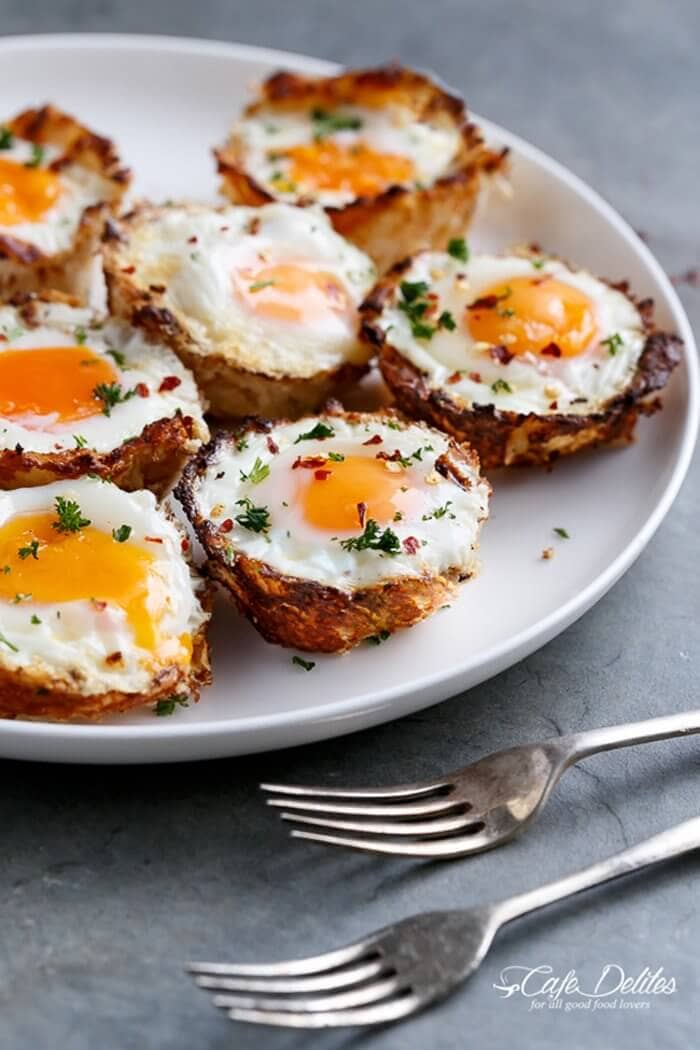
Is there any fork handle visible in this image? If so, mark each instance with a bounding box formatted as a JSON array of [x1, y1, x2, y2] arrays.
[[495, 816, 700, 925], [560, 708, 700, 763]]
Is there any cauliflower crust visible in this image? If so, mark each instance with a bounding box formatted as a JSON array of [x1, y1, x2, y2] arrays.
[[102, 206, 371, 421], [215, 65, 505, 273], [175, 416, 484, 654], [362, 265, 683, 469], [0, 106, 131, 298], [0, 616, 211, 722]]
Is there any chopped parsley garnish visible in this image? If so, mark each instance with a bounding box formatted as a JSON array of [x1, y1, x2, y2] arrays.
[[422, 501, 455, 521], [553, 526, 570, 539], [400, 280, 429, 302], [112, 525, 132, 543], [52, 497, 91, 534], [327, 451, 345, 462], [239, 457, 270, 485], [531, 257, 546, 270], [386, 419, 403, 431], [447, 237, 469, 262], [235, 498, 271, 533], [366, 629, 391, 646], [340, 519, 401, 556], [438, 310, 456, 330], [73, 434, 88, 449], [26, 143, 45, 168], [93, 382, 135, 417], [106, 348, 127, 368], [235, 436, 249, 452], [294, 422, 335, 444], [249, 280, 275, 292], [398, 280, 436, 340], [292, 655, 316, 671], [491, 378, 513, 394], [0, 126, 14, 150], [30, 615, 42, 625], [18, 540, 40, 560], [498, 307, 515, 318], [13, 593, 30, 603], [190, 251, 201, 262], [0, 631, 18, 652], [154, 694, 190, 716], [311, 107, 363, 141], [74, 326, 87, 345], [602, 332, 623, 356]]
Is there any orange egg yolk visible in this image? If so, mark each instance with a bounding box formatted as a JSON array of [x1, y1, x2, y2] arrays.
[[467, 275, 598, 358], [0, 512, 188, 660], [0, 157, 63, 225], [234, 263, 352, 325], [281, 140, 415, 197], [301, 455, 419, 532], [0, 346, 117, 427]]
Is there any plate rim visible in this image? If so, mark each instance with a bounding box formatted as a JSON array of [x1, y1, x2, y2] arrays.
[[0, 31, 697, 751]]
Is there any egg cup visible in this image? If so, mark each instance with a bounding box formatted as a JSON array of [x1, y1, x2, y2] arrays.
[[361, 252, 683, 469], [0, 292, 209, 495], [0, 479, 212, 721], [0, 105, 130, 300], [215, 64, 504, 273], [175, 409, 491, 654], [103, 201, 377, 421]]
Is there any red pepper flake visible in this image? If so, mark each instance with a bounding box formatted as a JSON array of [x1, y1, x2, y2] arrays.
[[363, 434, 383, 445], [105, 651, 123, 665], [549, 400, 558, 410], [376, 449, 403, 462], [247, 217, 261, 235], [468, 371, 482, 383], [180, 537, 190, 552], [266, 436, 279, 454], [468, 294, 500, 310], [144, 536, 164, 544], [292, 455, 326, 470], [402, 536, 420, 555], [219, 519, 234, 533], [314, 469, 331, 481], [540, 342, 562, 358], [91, 599, 107, 611], [187, 235, 198, 244], [447, 371, 463, 384], [134, 382, 149, 398], [120, 265, 136, 274], [159, 375, 182, 392], [220, 225, 230, 232], [357, 501, 367, 527], [149, 283, 166, 293], [489, 344, 514, 365]]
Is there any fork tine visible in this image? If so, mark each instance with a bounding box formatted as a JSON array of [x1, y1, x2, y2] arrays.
[[210, 976, 400, 1013], [226, 995, 421, 1028], [281, 811, 479, 837], [290, 827, 495, 858], [260, 780, 448, 801], [187, 939, 370, 978], [265, 795, 460, 818], [192, 959, 384, 994]]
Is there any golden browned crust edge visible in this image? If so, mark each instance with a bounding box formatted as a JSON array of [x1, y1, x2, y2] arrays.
[[102, 206, 372, 420], [215, 64, 507, 273], [0, 105, 131, 297], [361, 264, 684, 468], [175, 412, 485, 653], [0, 615, 211, 722]]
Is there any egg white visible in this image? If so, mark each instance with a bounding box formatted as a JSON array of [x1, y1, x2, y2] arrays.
[[0, 479, 209, 695], [0, 300, 207, 454], [195, 416, 490, 588], [0, 138, 115, 256], [118, 202, 377, 379], [375, 253, 648, 416], [235, 107, 462, 208]]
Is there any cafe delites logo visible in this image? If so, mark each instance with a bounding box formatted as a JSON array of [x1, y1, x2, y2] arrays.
[[493, 963, 677, 1012]]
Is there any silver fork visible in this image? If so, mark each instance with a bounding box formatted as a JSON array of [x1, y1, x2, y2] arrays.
[[261, 710, 700, 858], [188, 815, 700, 1028]]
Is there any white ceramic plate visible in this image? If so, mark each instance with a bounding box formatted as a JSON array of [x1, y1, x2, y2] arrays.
[[0, 34, 696, 764]]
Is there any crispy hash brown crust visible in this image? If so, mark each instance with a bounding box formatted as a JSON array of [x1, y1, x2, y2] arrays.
[[0, 106, 131, 298], [175, 413, 485, 654], [0, 616, 211, 722], [362, 265, 683, 468], [215, 65, 505, 273], [0, 292, 206, 495], [102, 205, 371, 421]]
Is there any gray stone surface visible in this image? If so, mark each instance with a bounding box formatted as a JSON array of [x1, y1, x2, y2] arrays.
[[0, 2, 698, 1047]]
